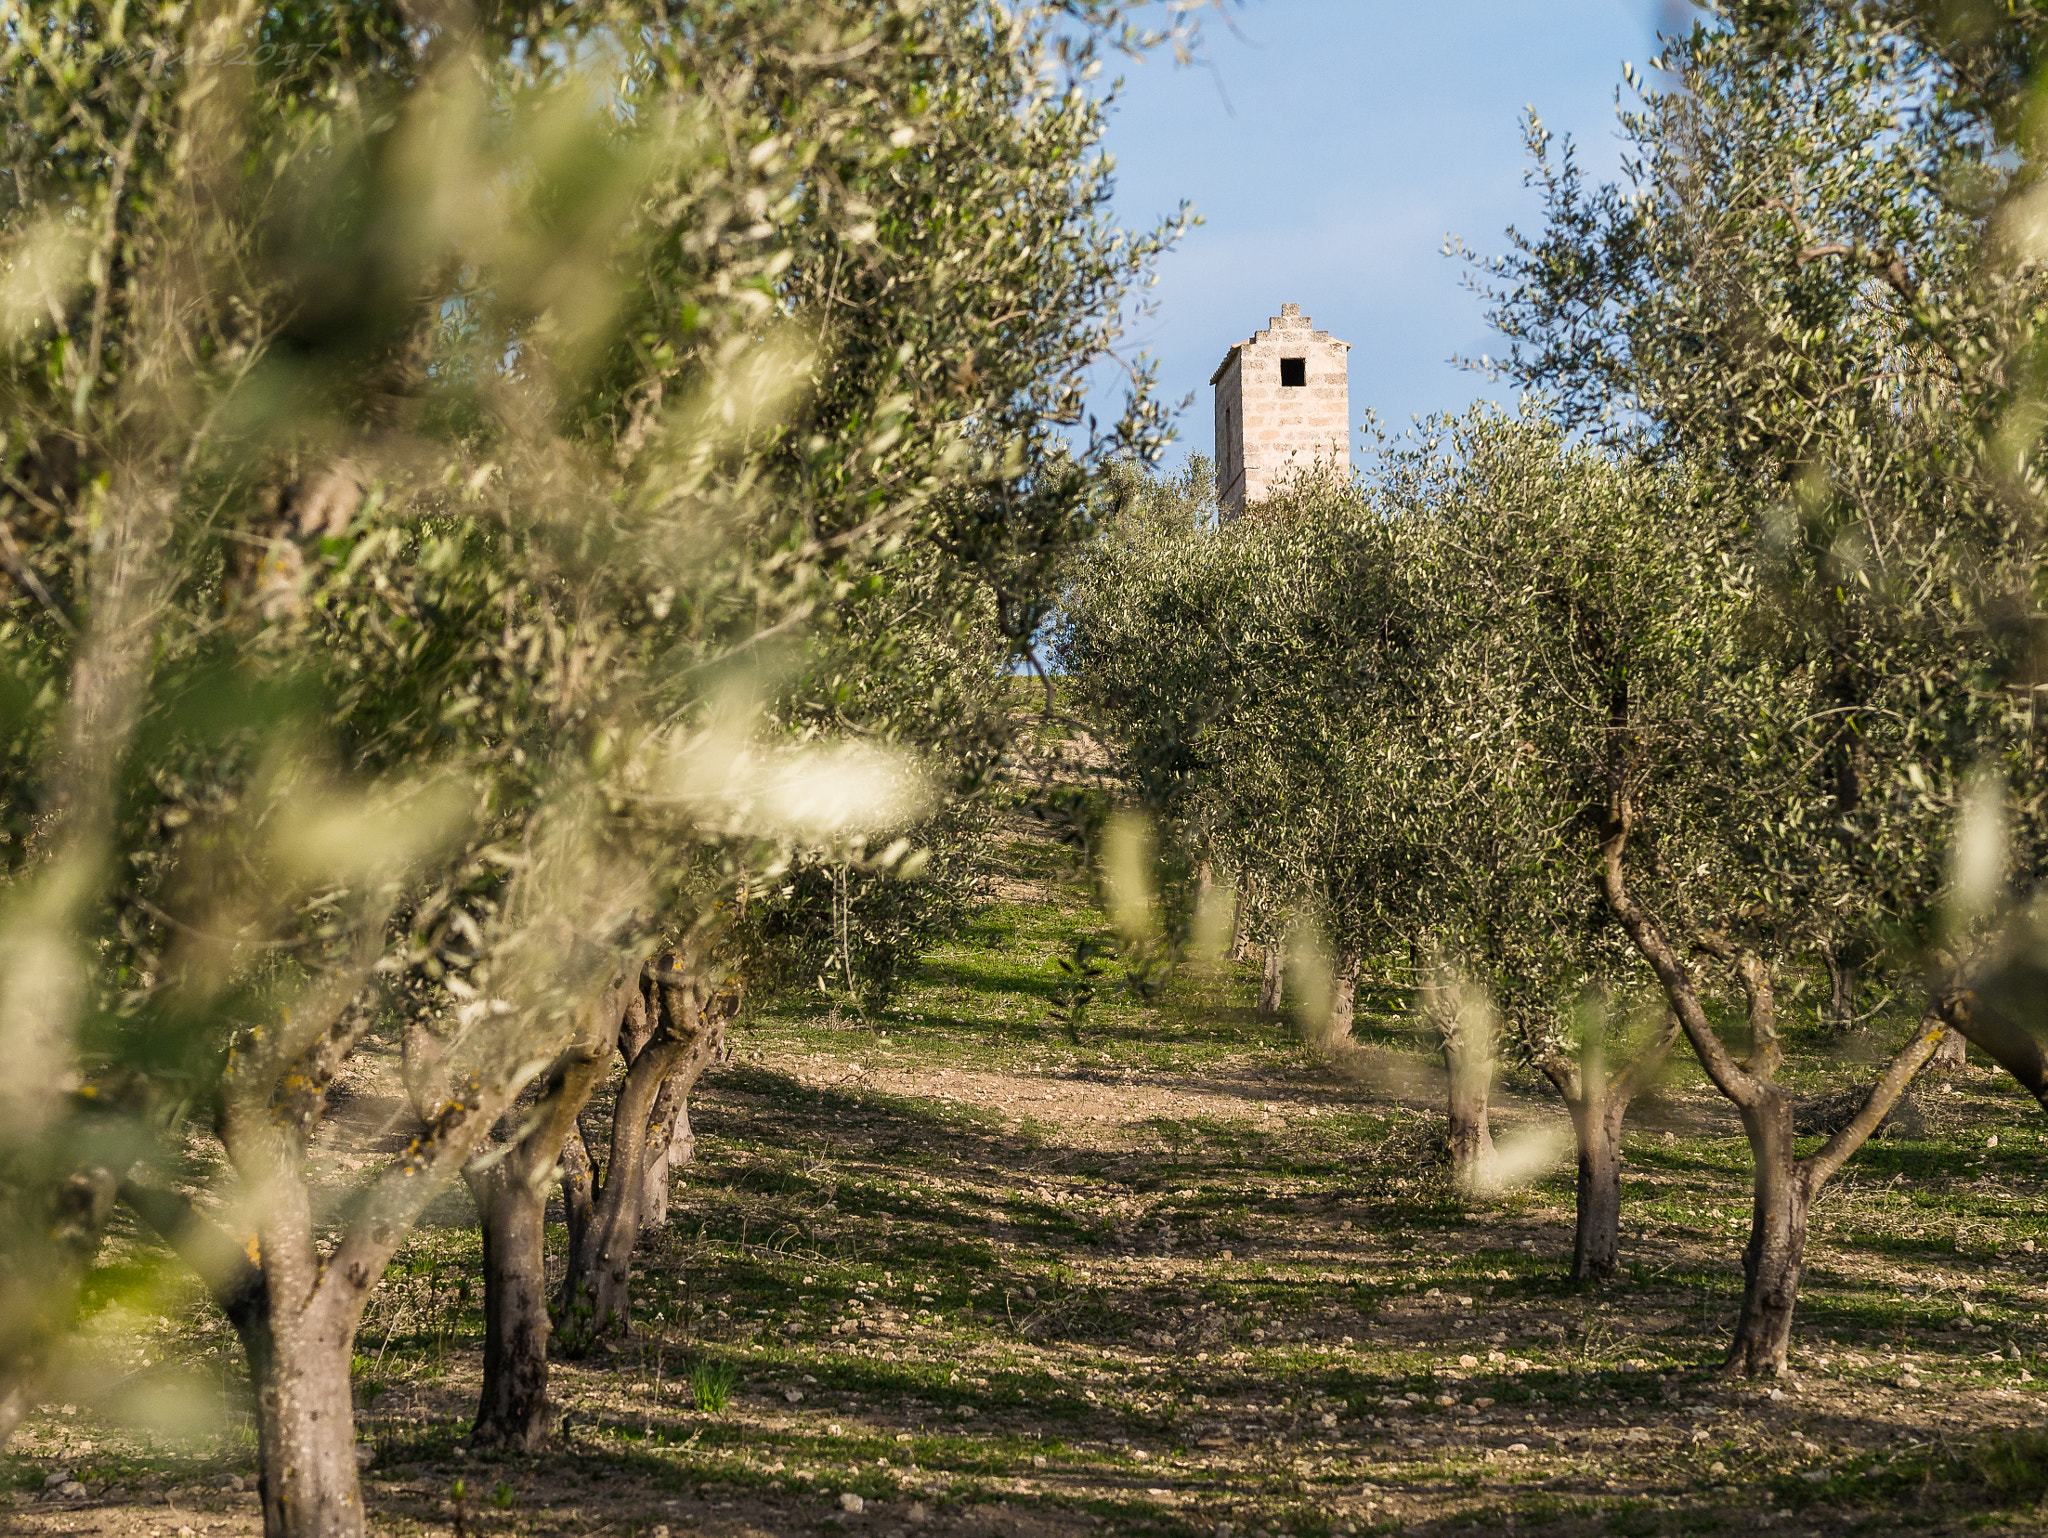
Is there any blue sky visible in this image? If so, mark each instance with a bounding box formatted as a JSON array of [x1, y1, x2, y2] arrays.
[[1083, 1, 1686, 467]]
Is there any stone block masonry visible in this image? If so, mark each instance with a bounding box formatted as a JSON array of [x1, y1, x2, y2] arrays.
[[1210, 302, 1351, 520]]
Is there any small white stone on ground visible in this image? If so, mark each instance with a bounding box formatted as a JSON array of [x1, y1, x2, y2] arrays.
[[839, 1491, 865, 1512]]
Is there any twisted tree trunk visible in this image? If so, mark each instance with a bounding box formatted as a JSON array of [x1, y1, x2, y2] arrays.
[[462, 971, 642, 1449], [557, 953, 732, 1355], [639, 1013, 726, 1230]]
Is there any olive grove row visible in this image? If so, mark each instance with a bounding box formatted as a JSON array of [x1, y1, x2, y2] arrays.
[[1062, 1, 2048, 1379]]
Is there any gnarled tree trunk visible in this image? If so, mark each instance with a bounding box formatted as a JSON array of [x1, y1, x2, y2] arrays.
[[462, 972, 641, 1449], [639, 1011, 726, 1230], [557, 953, 732, 1355]]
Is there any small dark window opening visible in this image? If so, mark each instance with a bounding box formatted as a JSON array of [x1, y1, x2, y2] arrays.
[[1280, 357, 1307, 387]]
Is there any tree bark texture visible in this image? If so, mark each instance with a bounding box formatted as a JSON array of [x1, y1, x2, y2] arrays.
[[556, 953, 734, 1355], [252, 1304, 362, 1538], [1539, 1003, 1682, 1282], [1570, 1103, 1624, 1281], [120, 1179, 361, 1538], [471, 1177, 552, 1450], [1726, 1088, 1811, 1375], [1228, 883, 1251, 963]]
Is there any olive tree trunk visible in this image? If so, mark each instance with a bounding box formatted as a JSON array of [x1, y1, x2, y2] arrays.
[[1820, 943, 1857, 1034], [461, 972, 642, 1449], [193, 940, 542, 1537], [1418, 952, 1497, 1195], [1570, 1100, 1624, 1279], [557, 954, 730, 1355], [1444, 1037, 1497, 1195], [639, 1011, 726, 1230], [253, 1299, 361, 1538], [1725, 1087, 1811, 1374], [1537, 1003, 1681, 1281], [125, 1173, 364, 1538], [1256, 944, 1285, 1015], [1326, 949, 1362, 1041], [1600, 796, 1959, 1373], [470, 1173, 552, 1448]]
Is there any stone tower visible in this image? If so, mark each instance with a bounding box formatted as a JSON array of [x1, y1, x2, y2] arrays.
[[1210, 303, 1351, 520]]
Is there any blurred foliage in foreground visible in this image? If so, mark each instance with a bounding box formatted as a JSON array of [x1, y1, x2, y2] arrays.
[[0, 0, 1199, 1529]]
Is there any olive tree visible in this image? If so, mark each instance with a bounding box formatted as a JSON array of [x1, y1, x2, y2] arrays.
[[1471, 0, 2048, 1075], [0, 0, 1195, 1524]]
